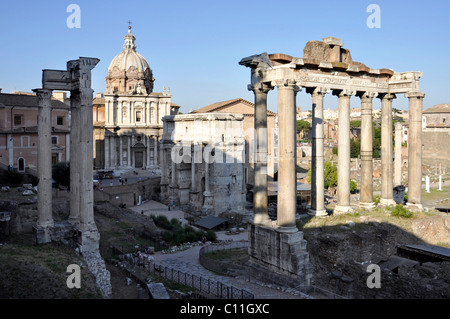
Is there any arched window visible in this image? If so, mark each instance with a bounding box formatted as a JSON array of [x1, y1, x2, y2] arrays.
[[18, 158, 25, 172]]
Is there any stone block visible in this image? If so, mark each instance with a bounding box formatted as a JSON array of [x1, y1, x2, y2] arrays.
[[247, 224, 312, 288], [147, 283, 170, 299]]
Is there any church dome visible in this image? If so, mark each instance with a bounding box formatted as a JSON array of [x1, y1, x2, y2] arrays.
[[106, 26, 154, 95]]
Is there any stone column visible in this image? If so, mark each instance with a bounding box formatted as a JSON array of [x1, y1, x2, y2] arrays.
[[69, 90, 81, 225], [308, 87, 328, 216], [190, 144, 196, 192], [202, 152, 214, 214], [119, 136, 123, 168], [276, 79, 298, 232], [358, 92, 376, 208], [154, 136, 158, 166], [127, 136, 132, 167], [405, 92, 425, 209], [334, 89, 354, 214], [379, 93, 396, 206], [394, 122, 403, 187], [104, 135, 110, 169], [68, 58, 100, 250], [34, 89, 54, 234], [110, 136, 116, 168], [146, 135, 151, 168], [251, 83, 272, 225]]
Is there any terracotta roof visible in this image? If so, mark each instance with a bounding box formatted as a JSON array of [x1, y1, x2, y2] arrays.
[[190, 98, 277, 116], [0, 93, 69, 109], [423, 104, 450, 114]]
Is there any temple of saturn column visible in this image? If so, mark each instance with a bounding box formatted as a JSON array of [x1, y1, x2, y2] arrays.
[[33, 57, 101, 253], [240, 37, 424, 286]]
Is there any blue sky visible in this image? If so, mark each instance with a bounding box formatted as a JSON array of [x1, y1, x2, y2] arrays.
[[1, 0, 449, 113]]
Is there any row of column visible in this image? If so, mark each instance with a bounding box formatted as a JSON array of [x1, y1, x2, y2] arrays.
[[104, 134, 159, 168], [251, 80, 425, 231]]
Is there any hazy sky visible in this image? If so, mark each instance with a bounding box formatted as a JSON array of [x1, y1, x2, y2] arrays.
[[1, 0, 449, 113]]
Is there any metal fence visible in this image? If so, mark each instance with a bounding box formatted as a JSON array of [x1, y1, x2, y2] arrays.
[[121, 253, 254, 299]]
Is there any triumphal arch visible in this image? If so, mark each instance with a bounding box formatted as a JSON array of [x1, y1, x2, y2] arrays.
[[240, 37, 425, 287]]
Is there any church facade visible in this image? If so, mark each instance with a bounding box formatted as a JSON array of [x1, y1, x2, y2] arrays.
[[93, 26, 179, 171]]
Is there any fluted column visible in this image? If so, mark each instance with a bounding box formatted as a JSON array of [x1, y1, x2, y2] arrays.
[[104, 135, 110, 169], [358, 91, 377, 208], [380, 93, 396, 206], [34, 89, 54, 230], [405, 92, 425, 209], [146, 135, 151, 168], [127, 136, 132, 167], [276, 79, 298, 232], [394, 122, 403, 187], [334, 89, 354, 214], [251, 83, 272, 225], [308, 87, 328, 216]]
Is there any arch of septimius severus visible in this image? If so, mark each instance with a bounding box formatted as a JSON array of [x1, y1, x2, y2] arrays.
[[240, 37, 424, 287]]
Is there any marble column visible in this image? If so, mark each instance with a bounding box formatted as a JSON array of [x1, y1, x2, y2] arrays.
[[69, 89, 81, 225], [69, 57, 100, 240], [334, 89, 354, 214], [119, 136, 124, 167], [34, 89, 54, 232], [276, 80, 298, 232], [190, 144, 197, 192], [202, 153, 214, 214], [127, 136, 132, 167], [394, 122, 403, 187], [405, 92, 425, 209], [104, 135, 110, 169], [154, 136, 158, 166], [358, 92, 376, 208], [380, 93, 396, 206], [251, 83, 272, 225], [147, 135, 151, 168], [308, 87, 328, 216]]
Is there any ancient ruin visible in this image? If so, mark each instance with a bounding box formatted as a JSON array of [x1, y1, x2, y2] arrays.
[[32, 57, 111, 296], [240, 37, 425, 287]]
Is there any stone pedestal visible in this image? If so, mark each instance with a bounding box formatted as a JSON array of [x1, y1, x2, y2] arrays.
[[202, 191, 214, 215], [247, 223, 312, 288], [75, 227, 100, 253]]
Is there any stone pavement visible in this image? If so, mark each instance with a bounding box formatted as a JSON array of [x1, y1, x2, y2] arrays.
[[128, 200, 310, 299]]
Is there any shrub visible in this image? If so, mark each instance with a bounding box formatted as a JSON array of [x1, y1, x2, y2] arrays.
[[391, 204, 413, 218]]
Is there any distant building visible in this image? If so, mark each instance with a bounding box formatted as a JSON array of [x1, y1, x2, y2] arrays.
[[0, 91, 70, 174], [93, 26, 179, 171], [421, 104, 450, 166], [190, 98, 277, 183]]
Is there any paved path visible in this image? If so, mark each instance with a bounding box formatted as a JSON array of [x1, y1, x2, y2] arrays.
[[128, 200, 309, 299]]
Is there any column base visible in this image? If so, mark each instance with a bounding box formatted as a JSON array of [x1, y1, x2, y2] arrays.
[[308, 209, 328, 217], [75, 225, 100, 253], [253, 214, 272, 226], [406, 202, 424, 212], [359, 202, 376, 209], [333, 205, 353, 215], [379, 198, 397, 207], [247, 223, 312, 288]]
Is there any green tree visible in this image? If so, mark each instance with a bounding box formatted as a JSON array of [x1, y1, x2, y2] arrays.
[[350, 120, 361, 128], [296, 120, 311, 133], [350, 138, 361, 158]]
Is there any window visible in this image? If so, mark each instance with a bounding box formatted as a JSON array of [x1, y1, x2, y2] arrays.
[[57, 116, 64, 125], [14, 115, 23, 126], [136, 111, 142, 122], [51, 136, 58, 145], [21, 136, 30, 148]]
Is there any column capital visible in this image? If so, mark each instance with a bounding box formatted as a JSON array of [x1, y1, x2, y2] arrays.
[[405, 91, 426, 99], [378, 93, 397, 101], [273, 79, 298, 90], [306, 87, 330, 96], [332, 89, 355, 97], [248, 82, 273, 94], [33, 88, 53, 105], [357, 91, 378, 101]]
